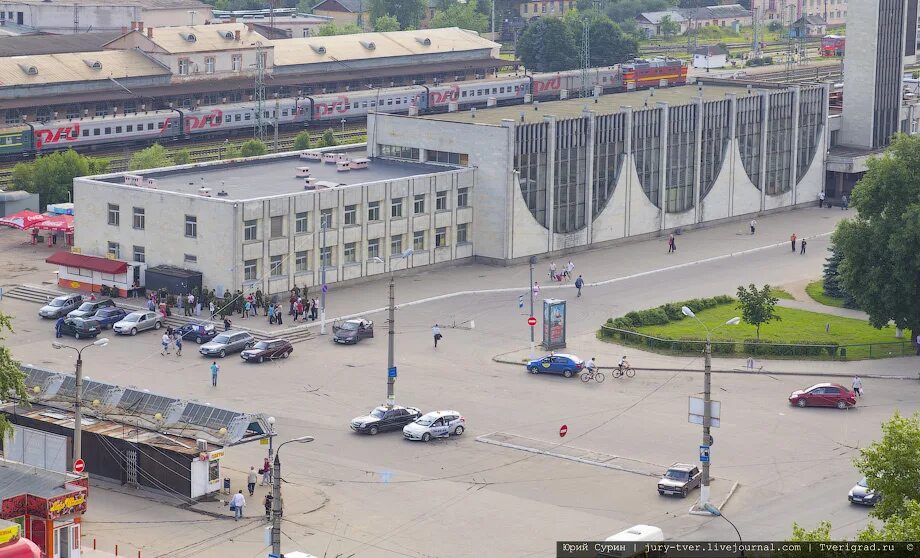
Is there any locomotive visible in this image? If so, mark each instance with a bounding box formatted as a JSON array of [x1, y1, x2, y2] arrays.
[[0, 59, 687, 157]]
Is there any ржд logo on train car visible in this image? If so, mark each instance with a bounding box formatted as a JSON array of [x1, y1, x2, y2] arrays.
[[429, 85, 460, 106], [35, 123, 81, 149], [532, 77, 561, 94], [185, 109, 224, 130], [314, 95, 350, 117]]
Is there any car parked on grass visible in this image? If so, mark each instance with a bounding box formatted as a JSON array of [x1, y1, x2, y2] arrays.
[[403, 411, 465, 442], [788, 383, 856, 409], [58, 317, 101, 339], [848, 477, 881, 506], [332, 318, 374, 344], [67, 298, 116, 319], [113, 311, 162, 336], [199, 331, 255, 358], [176, 322, 218, 344], [526, 354, 584, 378], [92, 307, 129, 329], [657, 463, 701, 497], [241, 339, 293, 363], [39, 294, 83, 319], [350, 405, 421, 435]]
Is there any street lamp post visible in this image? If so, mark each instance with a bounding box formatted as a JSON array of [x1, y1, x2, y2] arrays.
[[320, 218, 327, 335], [703, 503, 744, 555], [528, 255, 537, 359], [374, 250, 412, 406], [680, 306, 740, 512], [51, 338, 109, 468], [341, 118, 346, 133], [267, 416, 275, 459], [271, 435, 314, 556]]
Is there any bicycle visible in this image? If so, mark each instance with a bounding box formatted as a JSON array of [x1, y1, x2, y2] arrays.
[[581, 368, 605, 383], [612, 365, 635, 378]]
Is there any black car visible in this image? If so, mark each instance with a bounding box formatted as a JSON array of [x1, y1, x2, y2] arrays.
[[175, 322, 218, 344], [333, 318, 374, 344], [350, 405, 421, 435], [92, 307, 129, 329], [58, 317, 101, 339], [68, 298, 116, 319]]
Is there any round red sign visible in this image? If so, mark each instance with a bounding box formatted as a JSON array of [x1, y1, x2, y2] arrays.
[[527, 316, 537, 326], [559, 425, 568, 438], [73, 458, 85, 473]]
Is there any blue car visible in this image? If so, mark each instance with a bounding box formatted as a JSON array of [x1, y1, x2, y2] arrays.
[[91, 307, 128, 329], [176, 322, 218, 344], [526, 354, 584, 378]]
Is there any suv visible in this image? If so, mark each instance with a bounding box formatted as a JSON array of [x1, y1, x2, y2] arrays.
[[113, 311, 162, 335], [403, 410, 465, 442], [350, 405, 421, 436], [39, 294, 83, 319], [68, 299, 116, 319], [199, 331, 256, 358], [657, 463, 701, 498]]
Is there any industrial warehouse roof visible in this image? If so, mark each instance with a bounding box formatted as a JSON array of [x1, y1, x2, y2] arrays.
[[423, 83, 766, 126], [0, 32, 123, 57], [103, 22, 270, 54], [10, 0, 211, 7], [0, 50, 170, 87], [270, 27, 500, 68]]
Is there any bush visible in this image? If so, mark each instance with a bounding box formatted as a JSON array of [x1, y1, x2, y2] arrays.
[[239, 139, 268, 158], [604, 295, 736, 329], [293, 131, 312, 151], [743, 339, 836, 357]]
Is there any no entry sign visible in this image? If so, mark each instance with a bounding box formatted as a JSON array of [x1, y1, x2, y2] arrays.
[[73, 459, 85, 473], [527, 316, 537, 326], [559, 424, 568, 438]]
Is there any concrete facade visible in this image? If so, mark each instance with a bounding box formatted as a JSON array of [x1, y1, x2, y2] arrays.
[[0, 1, 213, 34]]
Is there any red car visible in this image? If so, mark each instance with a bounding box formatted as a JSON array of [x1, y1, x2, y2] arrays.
[[789, 383, 856, 409]]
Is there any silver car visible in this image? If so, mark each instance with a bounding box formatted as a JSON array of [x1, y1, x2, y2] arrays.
[[112, 311, 163, 336], [39, 294, 83, 319], [199, 331, 255, 358], [403, 410, 465, 442]]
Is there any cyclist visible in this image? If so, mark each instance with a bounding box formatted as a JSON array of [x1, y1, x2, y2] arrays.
[[617, 355, 630, 371], [585, 357, 597, 375]]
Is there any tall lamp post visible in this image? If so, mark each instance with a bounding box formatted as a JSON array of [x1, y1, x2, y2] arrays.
[[529, 255, 537, 359], [271, 435, 314, 556], [680, 306, 740, 513], [320, 217, 328, 335], [51, 338, 109, 469], [373, 249, 412, 406]]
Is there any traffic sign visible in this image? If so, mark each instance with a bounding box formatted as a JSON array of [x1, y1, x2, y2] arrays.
[[321, 284, 328, 293], [388, 366, 397, 378], [73, 459, 85, 473], [518, 295, 524, 309], [706, 434, 714, 446], [559, 424, 568, 437], [699, 445, 710, 463], [527, 316, 537, 326]]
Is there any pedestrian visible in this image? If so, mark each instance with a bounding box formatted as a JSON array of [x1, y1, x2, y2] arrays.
[[841, 194, 849, 210], [209, 300, 215, 319], [432, 324, 443, 348], [852, 375, 863, 397], [174, 333, 183, 356], [268, 304, 275, 324], [161, 332, 170, 355], [261, 457, 272, 485], [667, 233, 676, 254], [230, 490, 245, 520], [532, 281, 540, 300], [750, 219, 757, 235], [549, 262, 557, 281], [275, 304, 284, 325], [187, 293, 195, 316], [263, 493, 273, 521], [916, 332, 920, 356], [289, 293, 297, 317], [790, 233, 797, 252], [800, 239, 807, 255], [147, 298, 156, 312], [224, 317, 232, 331], [304, 299, 313, 321], [575, 274, 584, 297], [818, 191, 825, 208], [243, 299, 251, 319], [564, 260, 575, 281], [311, 298, 319, 320], [210, 361, 219, 387], [247, 466, 258, 496], [55, 316, 64, 338]]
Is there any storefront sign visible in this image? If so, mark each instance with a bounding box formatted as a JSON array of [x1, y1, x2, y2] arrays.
[[208, 449, 225, 460], [0, 523, 20, 544], [47, 492, 86, 519]]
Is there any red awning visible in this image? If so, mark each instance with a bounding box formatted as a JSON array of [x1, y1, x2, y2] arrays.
[[32, 215, 73, 233], [46, 251, 128, 274], [0, 210, 46, 230]]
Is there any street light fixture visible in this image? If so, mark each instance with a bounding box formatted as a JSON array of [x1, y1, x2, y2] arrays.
[[528, 255, 537, 359], [703, 503, 744, 555], [51, 338, 109, 470], [271, 435, 314, 556], [680, 306, 739, 513], [373, 249, 412, 406]]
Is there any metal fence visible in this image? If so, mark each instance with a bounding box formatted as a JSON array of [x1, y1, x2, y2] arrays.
[[599, 325, 917, 361]]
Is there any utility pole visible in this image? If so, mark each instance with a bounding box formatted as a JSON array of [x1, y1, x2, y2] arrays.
[[73, 4, 79, 34], [270, 453, 282, 555], [581, 17, 590, 98], [387, 272, 395, 405], [254, 42, 266, 142], [74, 354, 84, 462], [274, 94, 280, 152], [320, 219, 327, 334], [701, 339, 713, 509], [529, 256, 536, 358]]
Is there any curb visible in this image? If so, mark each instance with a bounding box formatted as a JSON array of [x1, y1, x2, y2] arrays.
[[688, 481, 740, 516]]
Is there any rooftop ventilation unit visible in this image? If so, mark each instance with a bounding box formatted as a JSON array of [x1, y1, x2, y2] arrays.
[[83, 59, 103, 70], [415, 37, 431, 46], [360, 40, 376, 50], [310, 44, 326, 54], [18, 63, 38, 75], [221, 30, 235, 40], [180, 32, 197, 42]]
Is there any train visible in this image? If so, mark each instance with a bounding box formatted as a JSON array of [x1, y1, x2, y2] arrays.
[[820, 35, 845, 57], [0, 59, 687, 158]]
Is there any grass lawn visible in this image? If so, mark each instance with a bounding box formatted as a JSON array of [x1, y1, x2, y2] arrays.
[[633, 304, 903, 360], [769, 288, 794, 300], [805, 280, 847, 308]]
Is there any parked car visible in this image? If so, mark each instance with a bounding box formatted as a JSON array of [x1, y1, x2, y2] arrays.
[[788, 383, 856, 409], [350, 405, 421, 436], [848, 477, 881, 506], [38, 294, 83, 319], [113, 311, 163, 336], [241, 339, 293, 363], [92, 307, 129, 329], [403, 410, 465, 442], [176, 322, 218, 344], [332, 318, 374, 344], [58, 317, 101, 339], [657, 463, 702, 497], [526, 353, 584, 378], [67, 299, 116, 319], [199, 331, 255, 358]]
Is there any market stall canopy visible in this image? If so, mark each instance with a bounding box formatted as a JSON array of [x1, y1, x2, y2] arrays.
[[0, 210, 46, 230], [32, 215, 73, 233]]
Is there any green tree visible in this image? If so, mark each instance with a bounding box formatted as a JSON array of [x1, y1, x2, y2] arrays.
[[0, 313, 29, 440], [12, 149, 109, 207], [369, 0, 426, 30], [822, 244, 857, 308], [223, 144, 242, 159], [293, 131, 312, 150], [832, 134, 920, 339], [516, 17, 579, 72], [735, 283, 780, 339], [374, 14, 402, 32], [659, 14, 681, 38], [239, 139, 268, 157], [431, 0, 489, 33], [172, 149, 192, 166], [320, 129, 338, 147], [854, 412, 920, 520], [858, 499, 920, 541], [318, 22, 364, 36], [129, 143, 173, 170]]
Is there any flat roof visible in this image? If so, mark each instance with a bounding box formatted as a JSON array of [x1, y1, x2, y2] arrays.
[[108, 150, 454, 200], [0, 458, 82, 499], [425, 83, 762, 125], [0, 50, 170, 87]]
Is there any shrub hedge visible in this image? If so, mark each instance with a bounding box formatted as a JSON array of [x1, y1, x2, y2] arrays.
[[605, 295, 734, 331]]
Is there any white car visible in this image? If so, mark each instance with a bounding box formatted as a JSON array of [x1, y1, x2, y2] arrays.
[[112, 311, 162, 335], [403, 410, 465, 442]]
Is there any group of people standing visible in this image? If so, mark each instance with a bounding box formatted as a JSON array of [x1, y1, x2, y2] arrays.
[[548, 260, 576, 282], [229, 457, 275, 521], [159, 326, 183, 356]]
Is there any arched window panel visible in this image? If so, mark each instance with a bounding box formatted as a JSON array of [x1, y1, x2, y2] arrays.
[[665, 103, 697, 213], [553, 117, 589, 234], [765, 91, 795, 195], [592, 112, 626, 219], [796, 87, 826, 183], [700, 99, 731, 199], [514, 122, 549, 227], [632, 107, 662, 208], [735, 95, 763, 190]]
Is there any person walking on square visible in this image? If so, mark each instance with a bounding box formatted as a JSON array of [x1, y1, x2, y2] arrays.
[[852, 375, 863, 397], [750, 219, 757, 235], [55, 316, 64, 338], [564, 260, 575, 281], [432, 324, 443, 348], [667, 234, 676, 254], [261, 457, 272, 485], [841, 194, 849, 210], [575, 274, 584, 297], [263, 493, 273, 521], [532, 281, 540, 300], [209, 300, 215, 319], [311, 298, 319, 320], [174, 333, 183, 356], [268, 304, 275, 325], [230, 490, 245, 521], [549, 262, 556, 281], [800, 239, 807, 255], [161, 332, 170, 355], [243, 299, 251, 319], [275, 304, 284, 325], [247, 466, 258, 496], [224, 317, 232, 331], [210, 361, 219, 387], [790, 233, 797, 252]]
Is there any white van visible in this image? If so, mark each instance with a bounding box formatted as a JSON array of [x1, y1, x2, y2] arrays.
[[597, 525, 664, 558]]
